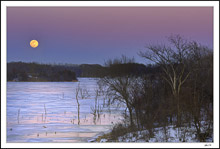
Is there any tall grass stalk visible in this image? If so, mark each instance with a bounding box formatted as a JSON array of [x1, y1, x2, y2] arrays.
[[17, 109, 20, 124]]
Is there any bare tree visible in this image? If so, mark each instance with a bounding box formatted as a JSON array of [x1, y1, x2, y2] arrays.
[[75, 83, 81, 125], [138, 35, 192, 126], [79, 86, 90, 99], [101, 55, 137, 126], [74, 83, 91, 125], [185, 44, 213, 141]]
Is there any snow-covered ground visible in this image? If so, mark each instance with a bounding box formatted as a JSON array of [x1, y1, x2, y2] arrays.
[[98, 125, 213, 143], [7, 78, 125, 142]]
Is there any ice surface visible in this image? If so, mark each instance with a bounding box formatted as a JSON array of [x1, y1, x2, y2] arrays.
[[7, 78, 124, 143]]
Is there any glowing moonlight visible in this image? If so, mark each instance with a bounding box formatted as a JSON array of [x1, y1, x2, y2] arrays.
[[30, 40, 39, 48]]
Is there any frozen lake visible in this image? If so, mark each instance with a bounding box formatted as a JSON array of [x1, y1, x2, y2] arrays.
[[7, 78, 124, 143]]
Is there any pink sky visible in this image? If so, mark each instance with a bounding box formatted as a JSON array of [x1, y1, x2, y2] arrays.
[[7, 7, 213, 64]]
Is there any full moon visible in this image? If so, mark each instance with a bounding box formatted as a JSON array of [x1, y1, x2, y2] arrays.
[[30, 40, 39, 48]]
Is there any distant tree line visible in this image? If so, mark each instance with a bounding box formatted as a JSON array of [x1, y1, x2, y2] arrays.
[[7, 61, 150, 82], [7, 62, 77, 82]]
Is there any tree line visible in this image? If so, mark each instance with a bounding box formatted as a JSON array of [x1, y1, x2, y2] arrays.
[[99, 35, 213, 142], [7, 60, 149, 82], [7, 62, 78, 81]]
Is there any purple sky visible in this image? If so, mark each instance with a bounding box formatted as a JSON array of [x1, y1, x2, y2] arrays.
[[7, 7, 213, 65]]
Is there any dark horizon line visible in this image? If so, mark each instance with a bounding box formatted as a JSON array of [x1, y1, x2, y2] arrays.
[[7, 60, 149, 66]]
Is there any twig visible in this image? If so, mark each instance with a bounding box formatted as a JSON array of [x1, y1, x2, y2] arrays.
[[44, 104, 47, 122], [17, 109, 20, 124], [44, 104, 47, 115]]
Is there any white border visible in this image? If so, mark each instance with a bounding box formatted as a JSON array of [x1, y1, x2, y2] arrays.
[[1, 1, 218, 7], [1, 1, 219, 148]]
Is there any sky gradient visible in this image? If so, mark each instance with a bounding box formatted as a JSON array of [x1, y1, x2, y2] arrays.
[[7, 7, 213, 65]]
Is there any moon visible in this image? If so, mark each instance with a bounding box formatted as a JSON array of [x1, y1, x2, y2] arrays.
[[30, 40, 39, 48]]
